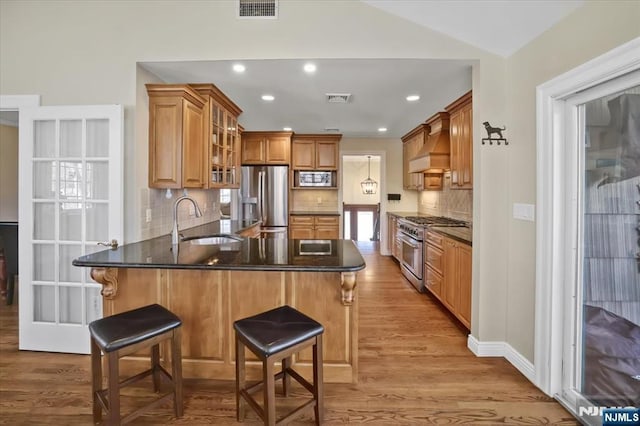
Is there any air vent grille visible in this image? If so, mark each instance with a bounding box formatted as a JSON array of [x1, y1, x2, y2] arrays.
[[326, 93, 351, 103], [324, 128, 340, 133], [238, 0, 278, 18]]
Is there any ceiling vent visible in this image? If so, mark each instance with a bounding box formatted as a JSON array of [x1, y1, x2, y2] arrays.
[[237, 0, 278, 18], [325, 93, 351, 103], [324, 128, 340, 133]]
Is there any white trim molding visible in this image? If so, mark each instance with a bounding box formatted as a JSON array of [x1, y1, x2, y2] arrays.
[[534, 37, 640, 398], [467, 335, 536, 384]]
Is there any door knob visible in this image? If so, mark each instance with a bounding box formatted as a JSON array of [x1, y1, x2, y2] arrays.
[[97, 239, 119, 250]]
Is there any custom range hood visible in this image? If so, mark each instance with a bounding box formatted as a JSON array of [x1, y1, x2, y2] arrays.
[[409, 112, 450, 173]]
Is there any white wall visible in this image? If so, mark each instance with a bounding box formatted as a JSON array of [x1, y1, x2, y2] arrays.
[[342, 156, 381, 205], [0, 124, 18, 222], [2, 0, 636, 377]]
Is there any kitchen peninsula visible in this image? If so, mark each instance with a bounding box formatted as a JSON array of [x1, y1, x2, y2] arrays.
[[73, 220, 365, 383]]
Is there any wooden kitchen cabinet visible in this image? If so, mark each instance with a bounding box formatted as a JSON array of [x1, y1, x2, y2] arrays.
[[387, 214, 397, 255], [147, 84, 207, 189], [291, 135, 341, 170], [441, 235, 472, 329], [241, 131, 292, 165], [290, 215, 339, 239], [402, 124, 435, 190], [191, 83, 243, 189], [446, 91, 473, 189], [424, 230, 444, 298]]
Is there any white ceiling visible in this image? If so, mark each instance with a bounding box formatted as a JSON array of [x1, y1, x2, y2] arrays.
[[141, 58, 473, 139], [363, 0, 584, 57]]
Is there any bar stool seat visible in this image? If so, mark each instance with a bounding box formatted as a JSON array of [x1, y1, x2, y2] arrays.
[[89, 304, 183, 425], [234, 305, 324, 425]]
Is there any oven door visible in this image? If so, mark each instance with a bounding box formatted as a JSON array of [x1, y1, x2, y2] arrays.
[[398, 233, 423, 280]]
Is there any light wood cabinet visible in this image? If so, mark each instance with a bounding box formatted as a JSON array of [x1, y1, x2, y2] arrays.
[[425, 231, 470, 328], [147, 84, 207, 189], [441, 235, 472, 329], [401, 124, 439, 190], [387, 214, 397, 255], [191, 84, 243, 189], [241, 131, 292, 165], [291, 135, 341, 170], [290, 215, 339, 239], [446, 91, 473, 189]]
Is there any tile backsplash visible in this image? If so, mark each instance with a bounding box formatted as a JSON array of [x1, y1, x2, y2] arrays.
[[290, 189, 339, 212], [140, 188, 221, 240], [419, 172, 472, 222]]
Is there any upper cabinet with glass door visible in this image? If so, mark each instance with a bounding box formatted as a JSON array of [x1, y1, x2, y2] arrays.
[[191, 84, 243, 189]]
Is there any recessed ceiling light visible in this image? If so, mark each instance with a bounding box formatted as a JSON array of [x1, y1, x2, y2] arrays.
[[232, 64, 245, 73], [261, 94, 275, 101], [378, 127, 388, 132], [303, 63, 316, 73], [283, 127, 292, 131], [406, 95, 420, 102]]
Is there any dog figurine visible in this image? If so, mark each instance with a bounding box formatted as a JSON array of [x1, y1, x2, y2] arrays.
[[482, 122, 506, 139]]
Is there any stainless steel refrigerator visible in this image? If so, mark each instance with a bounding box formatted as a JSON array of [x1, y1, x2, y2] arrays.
[[239, 165, 288, 238]]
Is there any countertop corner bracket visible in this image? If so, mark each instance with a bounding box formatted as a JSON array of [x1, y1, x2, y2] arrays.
[[340, 271, 357, 306], [90, 267, 119, 299]]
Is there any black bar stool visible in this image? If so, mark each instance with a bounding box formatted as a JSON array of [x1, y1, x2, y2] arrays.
[[89, 304, 183, 425], [234, 305, 324, 425]]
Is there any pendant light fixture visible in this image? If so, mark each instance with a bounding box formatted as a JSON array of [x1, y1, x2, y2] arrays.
[[360, 156, 378, 195]]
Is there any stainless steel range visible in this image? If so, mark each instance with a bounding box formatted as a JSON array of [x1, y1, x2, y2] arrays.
[[397, 216, 468, 292]]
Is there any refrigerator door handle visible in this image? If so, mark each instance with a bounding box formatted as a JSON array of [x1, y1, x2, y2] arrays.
[[257, 171, 263, 222], [260, 171, 268, 223]]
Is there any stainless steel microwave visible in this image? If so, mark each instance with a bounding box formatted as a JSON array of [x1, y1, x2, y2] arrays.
[[298, 171, 334, 187]]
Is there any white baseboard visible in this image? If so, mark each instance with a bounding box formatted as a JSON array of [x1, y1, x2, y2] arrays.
[[467, 335, 536, 384]]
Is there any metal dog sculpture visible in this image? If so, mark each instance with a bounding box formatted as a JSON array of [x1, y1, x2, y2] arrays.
[[482, 122, 506, 139]]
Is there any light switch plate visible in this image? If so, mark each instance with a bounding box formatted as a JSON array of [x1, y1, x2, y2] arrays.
[[513, 203, 535, 221], [145, 208, 152, 222]]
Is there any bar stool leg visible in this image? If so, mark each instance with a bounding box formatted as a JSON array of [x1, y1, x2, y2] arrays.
[[171, 328, 184, 418], [264, 359, 276, 426], [235, 334, 246, 421], [107, 351, 120, 424], [90, 338, 103, 424], [313, 335, 324, 425], [281, 356, 291, 396], [151, 343, 161, 393]]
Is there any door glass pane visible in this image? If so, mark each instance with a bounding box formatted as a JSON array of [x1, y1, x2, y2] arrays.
[[59, 161, 83, 202], [86, 119, 109, 157], [60, 203, 82, 240], [357, 211, 373, 241], [344, 211, 350, 239], [33, 202, 55, 240], [33, 244, 55, 282], [85, 286, 102, 324], [581, 88, 640, 408], [86, 161, 108, 200], [33, 285, 55, 322], [60, 119, 82, 157], [34, 120, 56, 158], [33, 161, 57, 199], [59, 245, 82, 282], [86, 203, 108, 241], [59, 286, 82, 324]]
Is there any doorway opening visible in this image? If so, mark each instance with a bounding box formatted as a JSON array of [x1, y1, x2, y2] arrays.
[[341, 155, 381, 241], [0, 111, 19, 305]]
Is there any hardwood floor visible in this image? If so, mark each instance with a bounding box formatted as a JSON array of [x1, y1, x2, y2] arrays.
[[0, 243, 577, 425]]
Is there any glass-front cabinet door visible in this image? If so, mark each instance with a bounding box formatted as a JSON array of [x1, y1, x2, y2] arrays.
[[209, 101, 224, 187], [225, 114, 239, 188]]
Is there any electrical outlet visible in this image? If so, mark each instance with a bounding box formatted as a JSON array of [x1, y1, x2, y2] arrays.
[[189, 204, 195, 216], [145, 208, 152, 223], [317, 197, 322, 205], [513, 203, 535, 221]]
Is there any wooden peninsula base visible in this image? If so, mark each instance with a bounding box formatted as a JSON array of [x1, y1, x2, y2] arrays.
[[92, 268, 359, 384]]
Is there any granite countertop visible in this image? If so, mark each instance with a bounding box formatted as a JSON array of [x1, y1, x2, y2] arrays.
[[429, 226, 472, 246], [290, 211, 341, 216], [387, 211, 421, 218], [73, 219, 365, 272]]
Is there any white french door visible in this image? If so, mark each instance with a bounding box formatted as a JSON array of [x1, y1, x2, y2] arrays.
[[18, 105, 123, 354]]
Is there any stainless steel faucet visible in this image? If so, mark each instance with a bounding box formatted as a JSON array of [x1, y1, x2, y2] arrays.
[[171, 195, 203, 245]]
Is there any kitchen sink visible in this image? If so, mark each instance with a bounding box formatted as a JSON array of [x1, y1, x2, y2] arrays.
[[181, 235, 243, 245]]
